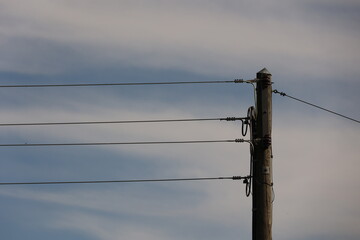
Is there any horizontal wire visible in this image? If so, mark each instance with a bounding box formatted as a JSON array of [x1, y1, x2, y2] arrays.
[[0, 139, 250, 147], [0, 117, 248, 127], [0, 176, 251, 186], [273, 90, 360, 124], [0, 79, 257, 88], [0, 80, 234, 88]]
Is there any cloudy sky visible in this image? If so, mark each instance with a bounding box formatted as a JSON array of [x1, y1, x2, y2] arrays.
[[0, 0, 359, 239]]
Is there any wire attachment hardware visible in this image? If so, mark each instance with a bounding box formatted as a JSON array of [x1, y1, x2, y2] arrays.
[[220, 117, 249, 122], [225, 117, 237, 121], [231, 175, 252, 197], [234, 79, 244, 83], [263, 135, 272, 148], [245, 78, 259, 83], [241, 119, 248, 136], [234, 79, 259, 83], [273, 89, 286, 96], [260, 75, 272, 88], [232, 176, 246, 180]]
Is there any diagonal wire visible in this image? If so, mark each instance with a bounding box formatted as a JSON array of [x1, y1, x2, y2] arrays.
[[273, 90, 360, 124], [0, 139, 250, 147], [0, 117, 248, 127], [0, 176, 251, 186]]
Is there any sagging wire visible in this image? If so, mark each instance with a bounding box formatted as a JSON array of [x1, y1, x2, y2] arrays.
[[231, 109, 255, 196], [246, 106, 256, 197], [240, 118, 249, 137], [238, 118, 248, 137], [270, 146, 275, 203], [235, 107, 256, 197], [236, 78, 258, 107], [243, 106, 275, 202]]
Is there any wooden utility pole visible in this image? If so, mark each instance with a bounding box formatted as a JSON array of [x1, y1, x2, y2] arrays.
[[252, 68, 273, 240]]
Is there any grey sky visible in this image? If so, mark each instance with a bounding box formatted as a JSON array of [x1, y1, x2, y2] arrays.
[[0, 1, 359, 240], [0, 0, 359, 79]]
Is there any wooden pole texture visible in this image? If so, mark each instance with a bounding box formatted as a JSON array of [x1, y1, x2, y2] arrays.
[[252, 68, 273, 240]]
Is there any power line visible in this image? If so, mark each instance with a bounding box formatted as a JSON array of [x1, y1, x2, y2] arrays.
[[0, 79, 256, 88], [273, 89, 360, 124], [0, 117, 248, 127], [0, 176, 250, 186], [0, 139, 250, 147]]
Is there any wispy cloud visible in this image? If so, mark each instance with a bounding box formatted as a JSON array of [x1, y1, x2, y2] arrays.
[[0, 100, 359, 239], [0, 1, 359, 239], [0, 0, 359, 78]]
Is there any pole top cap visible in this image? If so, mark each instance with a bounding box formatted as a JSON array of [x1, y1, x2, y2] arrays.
[[257, 68, 271, 75]]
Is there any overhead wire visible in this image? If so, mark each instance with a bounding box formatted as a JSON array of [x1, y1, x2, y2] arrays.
[[0, 139, 251, 147], [0, 175, 251, 186], [0, 78, 258, 196], [0, 79, 257, 88], [273, 89, 360, 124], [0, 117, 248, 127]]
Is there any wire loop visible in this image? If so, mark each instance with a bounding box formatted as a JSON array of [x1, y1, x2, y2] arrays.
[[241, 119, 248, 136], [245, 106, 256, 197]]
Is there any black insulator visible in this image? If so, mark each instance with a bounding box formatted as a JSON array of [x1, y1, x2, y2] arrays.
[[232, 176, 243, 180]]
